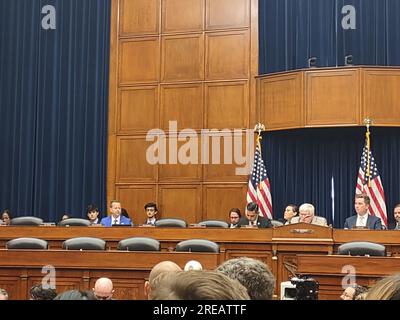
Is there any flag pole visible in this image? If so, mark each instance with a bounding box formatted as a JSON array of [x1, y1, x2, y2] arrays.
[[364, 118, 372, 187]]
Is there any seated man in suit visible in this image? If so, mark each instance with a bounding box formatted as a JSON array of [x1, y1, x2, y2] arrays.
[[86, 204, 101, 225], [101, 200, 132, 227], [143, 202, 158, 226], [289, 203, 328, 226], [228, 208, 241, 228], [390, 204, 400, 230], [237, 202, 272, 228], [344, 194, 382, 230]]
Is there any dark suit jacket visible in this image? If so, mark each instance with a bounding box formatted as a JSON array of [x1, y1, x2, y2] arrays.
[[344, 215, 382, 230], [237, 216, 272, 228]]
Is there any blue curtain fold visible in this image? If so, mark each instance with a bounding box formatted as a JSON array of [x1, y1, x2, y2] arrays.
[[0, 0, 110, 221], [262, 127, 400, 228], [260, 0, 400, 74]]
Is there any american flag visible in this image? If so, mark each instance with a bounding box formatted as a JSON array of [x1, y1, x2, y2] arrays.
[[355, 140, 387, 227], [247, 140, 273, 219]]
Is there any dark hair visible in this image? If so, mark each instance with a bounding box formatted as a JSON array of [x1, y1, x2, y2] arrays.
[[30, 284, 57, 300], [54, 289, 95, 300], [229, 208, 241, 218], [246, 202, 259, 213], [121, 208, 129, 218], [394, 203, 400, 210], [1, 209, 11, 218], [144, 202, 158, 212], [86, 204, 99, 214], [353, 285, 368, 300], [286, 204, 298, 214], [355, 194, 370, 205]]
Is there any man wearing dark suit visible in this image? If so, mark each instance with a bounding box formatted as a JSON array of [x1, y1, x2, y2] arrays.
[[237, 202, 272, 228], [228, 208, 241, 228], [344, 194, 382, 230], [101, 200, 132, 227], [389, 204, 400, 230]]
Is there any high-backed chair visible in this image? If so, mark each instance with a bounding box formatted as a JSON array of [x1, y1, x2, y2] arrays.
[[10, 216, 43, 226], [176, 239, 220, 253], [58, 218, 90, 227], [198, 220, 229, 228], [117, 237, 160, 251], [270, 219, 284, 227], [155, 218, 187, 228], [6, 237, 48, 249], [338, 241, 386, 256], [63, 237, 106, 250]]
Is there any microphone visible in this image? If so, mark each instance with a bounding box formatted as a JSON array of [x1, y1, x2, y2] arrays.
[[345, 55, 353, 66], [308, 57, 317, 68]]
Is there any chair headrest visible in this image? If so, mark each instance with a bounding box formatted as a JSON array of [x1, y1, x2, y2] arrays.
[[338, 241, 386, 256], [6, 237, 48, 249], [58, 218, 90, 227], [176, 239, 220, 253], [155, 218, 187, 228], [63, 237, 106, 250], [198, 220, 229, 228], [117, 237, 160, 251], [10, 216, 43, 226]]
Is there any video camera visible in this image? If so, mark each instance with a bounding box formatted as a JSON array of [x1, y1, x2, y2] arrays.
[[290, 276, 319, 300]]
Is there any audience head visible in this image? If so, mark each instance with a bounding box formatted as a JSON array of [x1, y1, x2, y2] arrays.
[[340, 284, 368, 300], [149, 270, 250, 300], [109, 200, 121, 218], [216, 257, 275, 300], [144, 202, 158, 219], [299, 203, 315, 223], [245, 202, 259, 222], [229, 208, 241, 226], [354, 194, 370, 216], [29, 284, 57, 300], [93, 277, 114, 300], [394, 204, 400, 222], [284, 204, 298, 221], [366, 274, 400, 300], [86, 204, 99, 223], [0, 288, 9, 300], [54, 289, 95, 300], [144, 260, 182, 299], [184, 260, 203, 271], [1, 209, 11, 226], [61, 214, 70, 221]]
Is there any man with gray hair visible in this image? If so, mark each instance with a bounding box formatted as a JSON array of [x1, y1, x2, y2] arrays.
[[289, 203, 328, 226], [216, 257, 275, 300]]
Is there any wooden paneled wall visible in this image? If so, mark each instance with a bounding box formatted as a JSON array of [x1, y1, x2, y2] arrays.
[[108, 0, 259, 224]]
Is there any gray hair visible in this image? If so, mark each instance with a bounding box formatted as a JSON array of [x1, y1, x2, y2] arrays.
[[299, 203, 315, 216], [216, 257, 275, 300]]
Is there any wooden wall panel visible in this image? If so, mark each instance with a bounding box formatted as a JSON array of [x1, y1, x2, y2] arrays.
[[206, 31, 249, 80], [160, 83, 204, 130], [118, 86, 158, 133], [205, 81, 249, 128], [203, 184, 247, 221], [306, 69, 360, 126], [162, 0, 204, 33], [116, 137, 158, 182], [119, 38, 160, 84], [159, 185, 202, 223], [161, 34, 204, 81], [109, 0, 258, 220], [203, 132, 250, 181], [116, 185, 157, 223], [158, 136, 202, 182], [363, 69, 400, 125], [258, 72, 303, 130], [206, 0, 249, 30], [119, 0, 159, 36]]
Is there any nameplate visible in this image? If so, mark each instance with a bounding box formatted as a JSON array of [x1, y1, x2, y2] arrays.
[[290, 228, 314, 234]]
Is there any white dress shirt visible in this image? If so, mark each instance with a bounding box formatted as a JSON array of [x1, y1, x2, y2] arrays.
[[356, 214, 367, 227]]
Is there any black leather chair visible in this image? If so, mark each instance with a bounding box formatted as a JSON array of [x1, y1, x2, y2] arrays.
[[10, 216, 43, 226], [6, 237, 48, 249], [58, 218, 90, 227], [176, 239, 220, 253], [198, 220, 229, 228], [63, 237, 106, 250], [338, 241, 386, 256], [270, 219, 284, 227], [155, 218, 187, 228], [117, 237, 160, 251]]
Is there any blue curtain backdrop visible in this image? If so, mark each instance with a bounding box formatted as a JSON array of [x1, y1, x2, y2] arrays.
[[0, 0, 110, 221], [259, 0, 400, 74], [261, 127, 400, 228]]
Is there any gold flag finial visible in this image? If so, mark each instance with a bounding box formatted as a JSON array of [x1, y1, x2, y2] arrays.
[[254, 123, 266, 136]]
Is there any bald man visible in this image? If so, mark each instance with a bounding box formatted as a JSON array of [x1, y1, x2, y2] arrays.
[[93, 277, 114, 300], [144, 261, 182, 299]]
